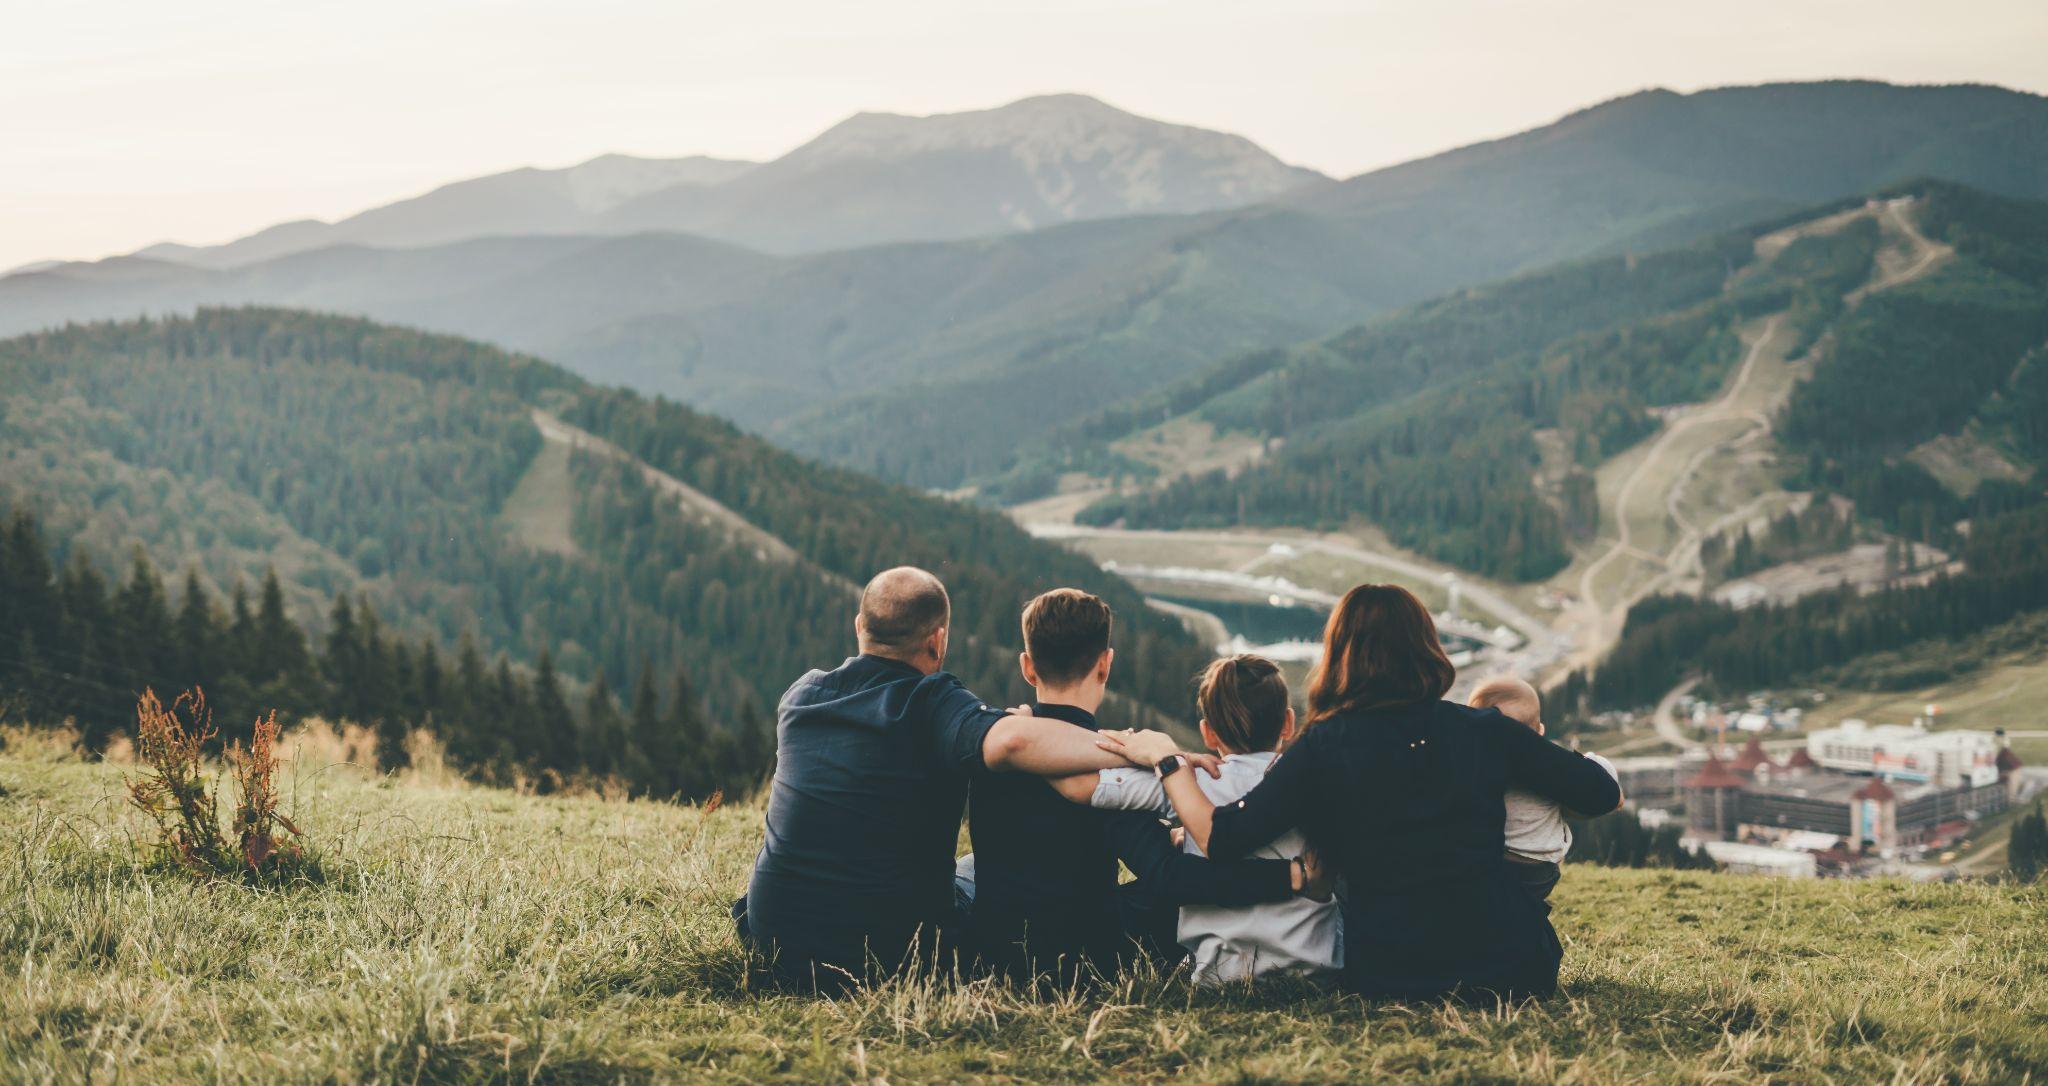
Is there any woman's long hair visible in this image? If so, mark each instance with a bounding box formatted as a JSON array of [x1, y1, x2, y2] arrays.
[[1305, 583, 1456, 724]]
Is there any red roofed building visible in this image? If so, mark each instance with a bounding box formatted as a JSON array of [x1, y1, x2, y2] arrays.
[[1683, 753, 1747, 841], [1783, 748, 1819, 774], [1730, 735, 1777, 779]]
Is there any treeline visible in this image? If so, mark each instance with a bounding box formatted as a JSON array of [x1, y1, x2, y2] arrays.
[[0, 506, 764, 797], [1566, 808, 1718, 871], [0, 308, 1213, 750], [1701, 499, 1860, 581], [1581, 502, 2048, 708], [1076, 201, 1887, 581]]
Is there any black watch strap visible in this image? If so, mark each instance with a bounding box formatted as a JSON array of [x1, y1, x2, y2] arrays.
[[1155, 753, 1186, 779]]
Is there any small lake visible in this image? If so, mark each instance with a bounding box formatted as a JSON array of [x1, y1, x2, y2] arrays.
[[1151, 592, 1483, 661], [1152, 593, 1329, 645]]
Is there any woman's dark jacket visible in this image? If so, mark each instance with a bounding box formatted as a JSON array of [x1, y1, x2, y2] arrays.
[[1204, 699, 1621, 999]]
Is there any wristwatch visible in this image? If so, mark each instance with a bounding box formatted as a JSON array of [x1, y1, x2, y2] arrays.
[[1154, 753, 1188, 780]]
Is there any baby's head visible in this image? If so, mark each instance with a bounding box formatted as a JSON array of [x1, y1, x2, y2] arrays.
[[1469, 676, 1544, 736], [1196, 654, 1294, 755]]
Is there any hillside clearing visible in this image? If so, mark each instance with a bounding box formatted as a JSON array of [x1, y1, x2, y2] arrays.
[[4, 737, 2044, 1084]]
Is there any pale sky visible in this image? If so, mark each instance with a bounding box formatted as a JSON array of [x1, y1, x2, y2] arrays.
[[6, 0, 2045, 270]]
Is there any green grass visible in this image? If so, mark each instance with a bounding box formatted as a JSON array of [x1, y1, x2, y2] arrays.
[[4, 732, 2046, 1084]]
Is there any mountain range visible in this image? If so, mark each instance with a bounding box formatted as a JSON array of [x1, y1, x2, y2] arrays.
[[7, 81, 2048, 491], [119, 93, 1325, 267]]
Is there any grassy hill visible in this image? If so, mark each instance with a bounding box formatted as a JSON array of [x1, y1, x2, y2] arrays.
[[10, 83, 2048, 489], [4, 730, 2044, 1084], [0, 309, 1212, 766]]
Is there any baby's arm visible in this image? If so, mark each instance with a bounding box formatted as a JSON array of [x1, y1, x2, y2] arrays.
[[1047, 767, 1172, 814]]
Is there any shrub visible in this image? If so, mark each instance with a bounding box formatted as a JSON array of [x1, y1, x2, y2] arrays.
[[125, 687, 309, 881]]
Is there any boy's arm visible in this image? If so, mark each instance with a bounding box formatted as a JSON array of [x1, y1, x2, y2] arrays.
[[1048, 773, 1101, 804], [1047, 766, 1172, 813]]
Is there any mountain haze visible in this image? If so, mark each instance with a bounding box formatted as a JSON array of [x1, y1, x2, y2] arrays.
[[121, 94, 1322, 267], [137, 155, 758, 269]]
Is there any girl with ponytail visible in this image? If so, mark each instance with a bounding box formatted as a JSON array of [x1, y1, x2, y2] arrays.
[[1051, 653, 1341, 984]]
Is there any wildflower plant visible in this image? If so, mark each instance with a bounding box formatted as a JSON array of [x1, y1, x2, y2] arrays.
[[125, 687, 308, 881]]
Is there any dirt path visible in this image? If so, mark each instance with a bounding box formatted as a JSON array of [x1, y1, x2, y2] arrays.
[[1849, 198, 1952, 305], [1568, 315, 1787, 667], [531, 409, 834, 579], [1652, 677, 1704, 753]]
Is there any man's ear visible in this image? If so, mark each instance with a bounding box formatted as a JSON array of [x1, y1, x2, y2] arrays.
[[1019, 651, 1040, 687], [1198, 718, 1221, 754], [854, 612, 868, 640], [926, 625, 948, 664], [1280, 707, 1297, 745], [1095, 647, 1114, 684]]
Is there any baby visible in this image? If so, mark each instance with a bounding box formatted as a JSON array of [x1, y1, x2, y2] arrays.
[[1468, 676, 1619, 900]]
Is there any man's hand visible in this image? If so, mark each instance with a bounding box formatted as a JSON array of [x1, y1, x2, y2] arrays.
[[1097, 728, 1182, 767]]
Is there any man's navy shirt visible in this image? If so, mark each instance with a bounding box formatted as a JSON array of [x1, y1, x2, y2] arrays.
[[745, 654, 1003, 967]]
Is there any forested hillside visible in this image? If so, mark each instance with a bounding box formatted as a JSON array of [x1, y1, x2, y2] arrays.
[[0, 309, 1212, 789], [10, 83, 2048, 490], [1582, 502, 2048, 710], [1072, 182, 2048, 581]]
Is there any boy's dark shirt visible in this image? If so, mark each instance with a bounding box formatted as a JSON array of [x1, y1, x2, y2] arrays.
[[744, 654, 1004, 976], [966, 700, 1294, 974]]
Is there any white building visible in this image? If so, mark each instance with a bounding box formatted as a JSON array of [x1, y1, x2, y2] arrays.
[[1805, 721, 2003, 789], [1699, 840, 1819, 878]]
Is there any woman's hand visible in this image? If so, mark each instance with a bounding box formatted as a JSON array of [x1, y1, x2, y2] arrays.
[[1298, 844, 1334, 902]]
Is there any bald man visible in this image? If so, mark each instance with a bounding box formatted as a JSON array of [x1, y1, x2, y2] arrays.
[[1469, 676, 1618, 900], [739, 567, 1134, 992]]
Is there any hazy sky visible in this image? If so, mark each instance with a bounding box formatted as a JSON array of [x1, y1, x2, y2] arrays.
[[7, 0, 2045, 269]]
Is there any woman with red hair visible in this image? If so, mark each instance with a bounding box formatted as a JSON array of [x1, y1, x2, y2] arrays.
[[1105, 583, 1619, 1000]]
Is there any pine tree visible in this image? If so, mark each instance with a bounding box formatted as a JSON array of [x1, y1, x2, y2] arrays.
[[623, 660, 662, 795], [529, 649, 575, 777], [253, 569, 313, 711], [581, 667, 623, 779], [2012, 804, 2048, 883], [171, 569, 219, 697], [663, 668, 709, 798]]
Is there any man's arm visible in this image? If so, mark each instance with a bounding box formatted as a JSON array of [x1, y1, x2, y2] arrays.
[[982, 713, 1127, 774], [1101, 811, 1299, 907]]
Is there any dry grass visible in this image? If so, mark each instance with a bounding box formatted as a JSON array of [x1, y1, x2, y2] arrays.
[[2, 736, 2045, 1084]]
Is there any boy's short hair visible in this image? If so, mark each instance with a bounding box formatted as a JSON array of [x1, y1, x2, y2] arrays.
[[1021, 589, 1113, 686], [1469, 676, 1542, 731]]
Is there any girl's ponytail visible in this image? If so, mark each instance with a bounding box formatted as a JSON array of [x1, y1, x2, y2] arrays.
[[1197, 654, 1290, 754]]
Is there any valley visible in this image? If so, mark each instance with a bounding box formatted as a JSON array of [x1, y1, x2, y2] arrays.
[[1010, 185, 2046, 775]]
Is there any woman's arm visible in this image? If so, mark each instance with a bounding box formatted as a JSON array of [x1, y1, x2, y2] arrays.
[[1102, 729, 1313, 859], [1502, 721, 1623, 815]]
